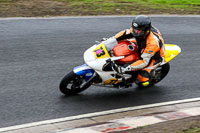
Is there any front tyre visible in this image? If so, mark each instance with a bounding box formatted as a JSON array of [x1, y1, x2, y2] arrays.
[[59, 71, 93, 95]]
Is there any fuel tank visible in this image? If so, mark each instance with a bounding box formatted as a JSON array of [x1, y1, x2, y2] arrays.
[[112, 40, 139, 65]]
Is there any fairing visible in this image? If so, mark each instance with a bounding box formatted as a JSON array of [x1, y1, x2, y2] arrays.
[[164, 44, 181, 63], [73, 64, 95, 81]]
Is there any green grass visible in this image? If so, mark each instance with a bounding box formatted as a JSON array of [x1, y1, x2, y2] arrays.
[[121, 0, 200, 4], [57, 0, 123, 13], [0, 0, 13, 9], [0, 0, 200, 17], [177, 127, 200, 133], [0, 0, 12, 2], [126, 0, 200, 11], [56, 0, 200, 14], [120, 0, 200, 11]]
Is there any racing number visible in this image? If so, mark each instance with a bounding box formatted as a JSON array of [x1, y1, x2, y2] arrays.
[[93, 43, 110, 59], [94, 47, 105, 57]]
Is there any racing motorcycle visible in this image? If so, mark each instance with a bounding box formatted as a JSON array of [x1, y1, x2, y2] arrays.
[[59, 38, 181, 95]]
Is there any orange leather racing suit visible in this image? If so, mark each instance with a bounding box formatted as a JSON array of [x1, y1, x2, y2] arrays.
[[114, 26, 165, 86]]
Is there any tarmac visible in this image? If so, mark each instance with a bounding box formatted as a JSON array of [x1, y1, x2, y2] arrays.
[[0, 98, 200, 133]]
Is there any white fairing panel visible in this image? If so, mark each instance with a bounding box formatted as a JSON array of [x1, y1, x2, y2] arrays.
[[84, 44, 117, 83], [83, 42, 134, 84], [84, 44, 107, 71], [84, 45, 96, 63]]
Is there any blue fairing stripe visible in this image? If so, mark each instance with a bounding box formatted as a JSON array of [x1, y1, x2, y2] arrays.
[[73, 64, 95, 81]]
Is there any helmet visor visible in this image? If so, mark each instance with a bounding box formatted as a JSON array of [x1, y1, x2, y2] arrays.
[[132, 27, 145, 37]]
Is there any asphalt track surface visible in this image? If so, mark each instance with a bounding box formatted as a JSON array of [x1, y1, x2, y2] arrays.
[[0, 16, 200, 128]]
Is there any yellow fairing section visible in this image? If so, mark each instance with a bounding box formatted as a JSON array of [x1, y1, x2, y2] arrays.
[[93, 43, 110, 59], [164, 44, 181, 63]]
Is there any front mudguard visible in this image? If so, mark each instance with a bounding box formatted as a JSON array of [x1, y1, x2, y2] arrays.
[[73, 64, 95, 81]]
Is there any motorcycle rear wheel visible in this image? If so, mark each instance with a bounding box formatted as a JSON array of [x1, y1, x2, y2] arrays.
[[137, 62, 170, 88], [59, 71, 93, 95], [152, 62, 170, 84]]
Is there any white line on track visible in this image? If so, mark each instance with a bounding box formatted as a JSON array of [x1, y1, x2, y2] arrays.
[[0, 97, 200, 132], [0, 15, 200, 20]]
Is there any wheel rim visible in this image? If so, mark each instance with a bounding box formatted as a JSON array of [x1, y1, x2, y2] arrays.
[[152, 63, 169, 83], [66, 76, 85, 90], [153, 70, 163, 83]]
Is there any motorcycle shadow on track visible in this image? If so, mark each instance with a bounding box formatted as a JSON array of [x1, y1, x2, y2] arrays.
[[58, 85, 165, 107]]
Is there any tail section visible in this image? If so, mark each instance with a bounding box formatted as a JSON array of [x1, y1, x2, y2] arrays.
[[164, 44, 181, 63]]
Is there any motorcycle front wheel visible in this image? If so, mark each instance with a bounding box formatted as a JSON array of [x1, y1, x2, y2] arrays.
[[59, 71, 93, 95]]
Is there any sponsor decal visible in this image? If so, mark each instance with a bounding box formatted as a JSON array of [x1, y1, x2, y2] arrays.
[[104, 78, 120, 85], [148, 50, 154, 53], [133, 23, 138, 27], [86, 73, 93, 76]]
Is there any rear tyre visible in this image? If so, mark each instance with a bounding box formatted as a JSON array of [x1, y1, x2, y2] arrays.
[[59, 71, 93, 95], [136, 63, 170, 88], [152, 62, 170, 84]]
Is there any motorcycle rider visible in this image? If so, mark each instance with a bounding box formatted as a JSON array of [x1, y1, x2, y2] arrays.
[[106, 15, 165, 87]]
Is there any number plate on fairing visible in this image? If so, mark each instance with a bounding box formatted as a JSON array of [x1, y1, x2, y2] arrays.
[[93, 44, 110, 59]]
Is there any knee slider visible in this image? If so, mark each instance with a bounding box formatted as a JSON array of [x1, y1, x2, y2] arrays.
[[142, 81, 150, 87]]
